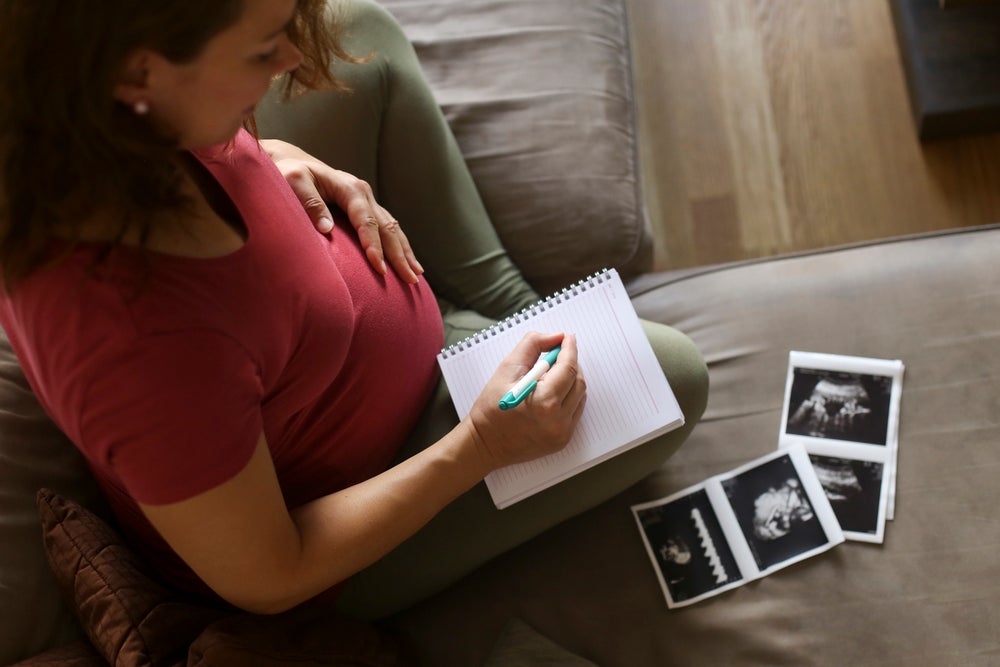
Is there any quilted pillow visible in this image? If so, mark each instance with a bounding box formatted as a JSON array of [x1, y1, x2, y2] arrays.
[[35, 489, 228, 667], [35, 489, 409, 667]]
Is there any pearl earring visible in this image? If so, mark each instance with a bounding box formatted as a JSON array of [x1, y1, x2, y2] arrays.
[[133, 100, 150, 116]]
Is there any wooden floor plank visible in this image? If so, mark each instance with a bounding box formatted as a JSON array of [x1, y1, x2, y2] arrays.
[[627, 0, 1000, 270]]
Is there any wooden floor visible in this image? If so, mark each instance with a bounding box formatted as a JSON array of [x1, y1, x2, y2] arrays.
[[626, 0, 1000, 271]]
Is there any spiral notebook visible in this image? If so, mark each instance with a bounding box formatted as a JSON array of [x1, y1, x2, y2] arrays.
[[437, 268, 684, 509]]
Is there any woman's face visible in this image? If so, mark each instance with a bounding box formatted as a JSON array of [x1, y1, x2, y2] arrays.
[[123, 0, 303, 149]]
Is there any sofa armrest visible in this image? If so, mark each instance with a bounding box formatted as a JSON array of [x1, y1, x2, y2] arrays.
[[0, 335, 103, 665]]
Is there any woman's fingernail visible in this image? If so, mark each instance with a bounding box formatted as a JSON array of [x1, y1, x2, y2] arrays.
[[319, 217, 333, 232]]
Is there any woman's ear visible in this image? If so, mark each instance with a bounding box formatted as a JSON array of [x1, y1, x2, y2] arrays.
[[112, 49, 155, 110]]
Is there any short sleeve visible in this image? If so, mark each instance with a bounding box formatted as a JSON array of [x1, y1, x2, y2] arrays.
[[78, 329, 265, 505]]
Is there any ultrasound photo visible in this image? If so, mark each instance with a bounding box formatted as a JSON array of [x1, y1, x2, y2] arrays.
[[809, 454, 884, 536], [722, 454, 831, 570], [634, 445, 845, 608], [635, 489, 742, 605], [785, 367, 893, 445]]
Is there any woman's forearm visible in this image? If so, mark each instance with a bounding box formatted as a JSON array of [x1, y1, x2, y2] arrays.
[[273, 419, 491, 611]]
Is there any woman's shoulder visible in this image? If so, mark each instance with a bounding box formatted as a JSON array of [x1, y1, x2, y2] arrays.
[[2, 249, 140, 351]]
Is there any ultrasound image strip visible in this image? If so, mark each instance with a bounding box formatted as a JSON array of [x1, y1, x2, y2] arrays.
[[692, 508, 728, 585], [633, 445, 845, 609], [779, 351, 904, 540]]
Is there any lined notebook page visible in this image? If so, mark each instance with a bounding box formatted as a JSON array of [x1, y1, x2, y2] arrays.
[[437, 269, 684, 509]]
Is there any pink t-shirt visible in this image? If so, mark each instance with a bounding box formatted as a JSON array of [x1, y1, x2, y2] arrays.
[[0, 130, 444, 597]]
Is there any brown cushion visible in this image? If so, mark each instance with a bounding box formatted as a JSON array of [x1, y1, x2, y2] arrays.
[[36, 489, 410, 667], [35, 489, 228, 667]]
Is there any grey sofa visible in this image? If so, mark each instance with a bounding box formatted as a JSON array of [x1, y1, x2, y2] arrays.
[[375, 1, 1000, 664], [3, 0, 999, 665]]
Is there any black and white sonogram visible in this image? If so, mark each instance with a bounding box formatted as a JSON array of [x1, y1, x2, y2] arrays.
[[786, 367, 893, 445], [722, 454, 830, 570], [809, 454, 884, 535], [635, 489, 741, 604]]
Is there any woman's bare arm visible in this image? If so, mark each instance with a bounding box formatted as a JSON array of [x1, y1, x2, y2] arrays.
[[139, 331, 585, 614]]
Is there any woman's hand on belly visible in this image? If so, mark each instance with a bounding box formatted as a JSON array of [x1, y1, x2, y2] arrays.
[[262, 139, 424, 283]]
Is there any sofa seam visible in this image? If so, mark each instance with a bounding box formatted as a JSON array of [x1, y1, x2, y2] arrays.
[[618, 0, 653, 275]]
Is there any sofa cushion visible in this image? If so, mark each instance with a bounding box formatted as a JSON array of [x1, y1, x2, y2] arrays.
[[0, 332, 104, 665], [482, 618, 598, 667], [389, 226, 1000, 666], [186, 610, 406, 667], [377, 0, 651, 293], [8, 641, 105, 667], [36, 489, 228, 667], [10, 639, 108, 667]]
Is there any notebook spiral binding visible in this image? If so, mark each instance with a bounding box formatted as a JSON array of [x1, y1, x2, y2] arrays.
[[439, 268, 612, 358]]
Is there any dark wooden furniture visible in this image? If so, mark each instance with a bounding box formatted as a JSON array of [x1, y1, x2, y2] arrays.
[[891, 0, 1000, 139]]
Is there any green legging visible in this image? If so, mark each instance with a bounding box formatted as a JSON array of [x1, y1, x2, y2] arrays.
[[256, 0, 709, 620]]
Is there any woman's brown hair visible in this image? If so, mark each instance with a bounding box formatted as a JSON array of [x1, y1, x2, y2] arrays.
[[0, 0, 352, 291]]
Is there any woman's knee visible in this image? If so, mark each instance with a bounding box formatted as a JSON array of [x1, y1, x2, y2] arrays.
[[640, 319, 709, 429]]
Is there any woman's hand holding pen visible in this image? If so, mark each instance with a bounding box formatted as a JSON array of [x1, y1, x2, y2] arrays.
[[464, 331, 587, 472]]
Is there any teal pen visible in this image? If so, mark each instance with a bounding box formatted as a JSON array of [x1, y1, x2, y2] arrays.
[[498, 345, 562, 410]]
